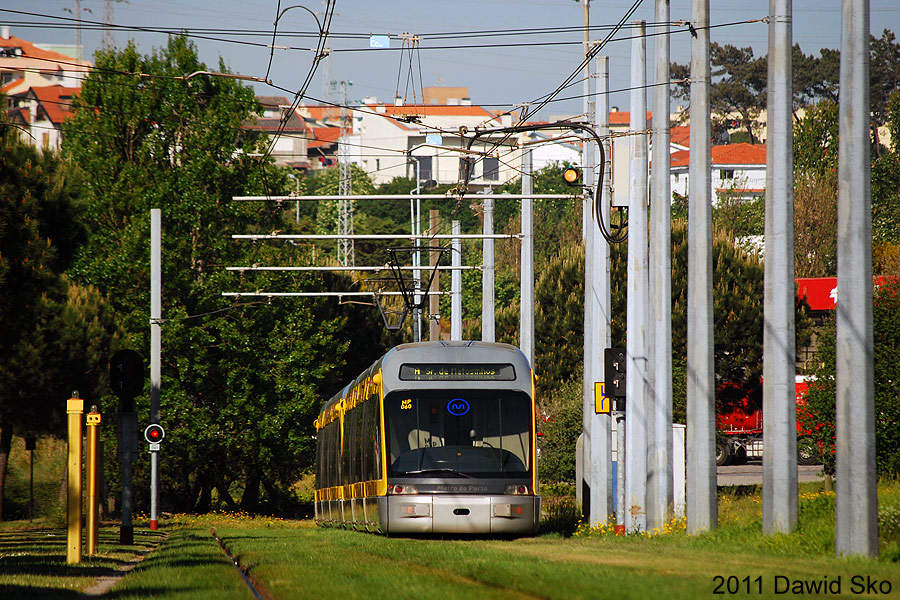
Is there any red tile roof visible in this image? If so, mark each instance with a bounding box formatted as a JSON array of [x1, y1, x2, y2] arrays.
[[670, 125, 690, 148], [29, 85, 79, 124], [307, 126, 341, 149], [608, 110, 652, 125], [0, 35, 78, 63], [712, 142, 766, 165], [670, 149, 690, 168], [670, 143, 767, 168]]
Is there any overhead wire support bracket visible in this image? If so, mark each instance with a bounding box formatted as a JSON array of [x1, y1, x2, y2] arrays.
[[385, 246, 450, 313], [458, 119, 626, 244]]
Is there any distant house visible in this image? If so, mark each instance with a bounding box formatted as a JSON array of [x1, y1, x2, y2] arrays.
[[2, 27, 90, 149], [0, 27, 90, 93], [242, 96, 310, 169], [343, 99, 519, 189], [670, 142, 767, 204], [7, 85, 79, 150]]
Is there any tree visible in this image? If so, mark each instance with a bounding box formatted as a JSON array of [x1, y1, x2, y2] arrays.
[[0, 112, 119, 519], [671, 43, 766, 143], [62, 37, 358, 513], [792, 100, 839, 277], [870, 29, 900, 156]]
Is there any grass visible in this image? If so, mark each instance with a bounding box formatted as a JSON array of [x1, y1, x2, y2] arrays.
[[0, 523, 164, 599], [1, 481, 899, 599]]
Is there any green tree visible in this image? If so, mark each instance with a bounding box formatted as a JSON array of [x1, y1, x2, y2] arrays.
[[672, 43, 766, 143], [792, 101, 839, 277], [62, 37, 358, 513], [0, 112, 118, 519]]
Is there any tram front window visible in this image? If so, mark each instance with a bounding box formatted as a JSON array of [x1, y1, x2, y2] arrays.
[[386, 391, 532, 477]]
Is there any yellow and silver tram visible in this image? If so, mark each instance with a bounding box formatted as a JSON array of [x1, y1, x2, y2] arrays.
[[314, 341, 540, 535]]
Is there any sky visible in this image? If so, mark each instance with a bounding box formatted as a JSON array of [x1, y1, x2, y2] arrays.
[[3, 0, 900, 120]]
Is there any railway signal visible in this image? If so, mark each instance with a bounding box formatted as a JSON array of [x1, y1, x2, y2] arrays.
[[605, 347, 626, 398], [562, 165, 581, 185], [144, 424, 165, 451]]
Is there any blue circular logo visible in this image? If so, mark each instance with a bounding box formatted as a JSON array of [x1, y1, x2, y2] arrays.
[[447, 398, 470, 416]]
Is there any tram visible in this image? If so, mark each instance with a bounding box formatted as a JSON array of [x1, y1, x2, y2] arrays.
[[314, 341, 540, 535]]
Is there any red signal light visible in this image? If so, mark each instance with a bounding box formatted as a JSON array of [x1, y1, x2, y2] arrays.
[[144, 424, 165, 444]]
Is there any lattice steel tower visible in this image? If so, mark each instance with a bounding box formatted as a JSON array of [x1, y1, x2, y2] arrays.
[[335, 80, 354, 267]]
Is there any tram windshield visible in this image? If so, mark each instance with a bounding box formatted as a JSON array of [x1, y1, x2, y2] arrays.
[[385, 391, 532, 478]]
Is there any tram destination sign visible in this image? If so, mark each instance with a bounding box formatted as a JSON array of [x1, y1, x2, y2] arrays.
[[399, 363, 516, 381]]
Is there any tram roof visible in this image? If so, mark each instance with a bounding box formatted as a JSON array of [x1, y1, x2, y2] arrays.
[[318, 341, 531, 416]]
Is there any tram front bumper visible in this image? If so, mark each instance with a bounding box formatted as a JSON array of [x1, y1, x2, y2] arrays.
[[386, 494, 540, 535]]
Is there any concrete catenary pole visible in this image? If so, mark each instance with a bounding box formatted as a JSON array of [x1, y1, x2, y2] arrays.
[[625, 20, 649, 533], [520, 150, 535, 366], [582, 46, 597, 522], [482, 194, 495, 342], [835, 0, 877, 558], [580, 0, 591, 238], [686, 0, 717, 534], [451, 220, 462, 341], [762, 0, 798, 536], [589, 54, 613, 525], [647, 0, 673, 533], [150, 208, 161, 531]]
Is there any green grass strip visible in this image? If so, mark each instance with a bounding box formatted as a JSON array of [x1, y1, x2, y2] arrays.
[[0, 523, 164, 599]]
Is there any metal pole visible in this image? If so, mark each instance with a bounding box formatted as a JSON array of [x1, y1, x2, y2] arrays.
[[86, 406, 101, 555], [416, 197, 422, 340], [591, 54, 613, 526], [686, 0, 717, 534], [836, 0, 877, 558], [29, 441, 34, 521], [429, 210, 441, 341], [520, 150, 535, 366], [625, 20, 649, 534], [150, 208, 161, 531], [648, 0, 673, 532], [763, 0, 798, 536], [66, 392, 83, 564], [451, 220, 462, 341], [482, 194, 495, 342], [615, 413, 626, 534], [118, 407, 136, 544], [412, 162, 422, 342]]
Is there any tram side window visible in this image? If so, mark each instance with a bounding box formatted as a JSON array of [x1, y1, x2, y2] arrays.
[[369, 393, 381, 480], [328, 420, 340, 488], [315, 434, 321, 489], [358, 401, 369, 482], [342, 410, 352, 485], [322, 423, 334, 487], [351, 404, 363, 484]]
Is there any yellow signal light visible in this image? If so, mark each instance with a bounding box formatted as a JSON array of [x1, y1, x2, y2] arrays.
[[563, 166, 580, 185]]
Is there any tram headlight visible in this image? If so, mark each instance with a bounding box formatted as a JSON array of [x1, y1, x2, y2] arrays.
[[505, 484, 530, 495], [389, 484, 419, 495]]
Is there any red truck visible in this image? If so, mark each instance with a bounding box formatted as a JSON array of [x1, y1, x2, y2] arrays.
[[715, 376, 819, 465]]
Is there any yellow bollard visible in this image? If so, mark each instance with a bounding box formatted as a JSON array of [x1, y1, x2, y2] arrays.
[[66, 392, 83, 564], [86, 406, 101, 556]]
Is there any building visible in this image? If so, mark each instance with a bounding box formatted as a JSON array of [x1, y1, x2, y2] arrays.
[[350, 100, 521, 189], [242, 96, 310, 169], [670, 142, 767, 204], [1, 26, 90, 94], [7, 85, 79, 150]]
